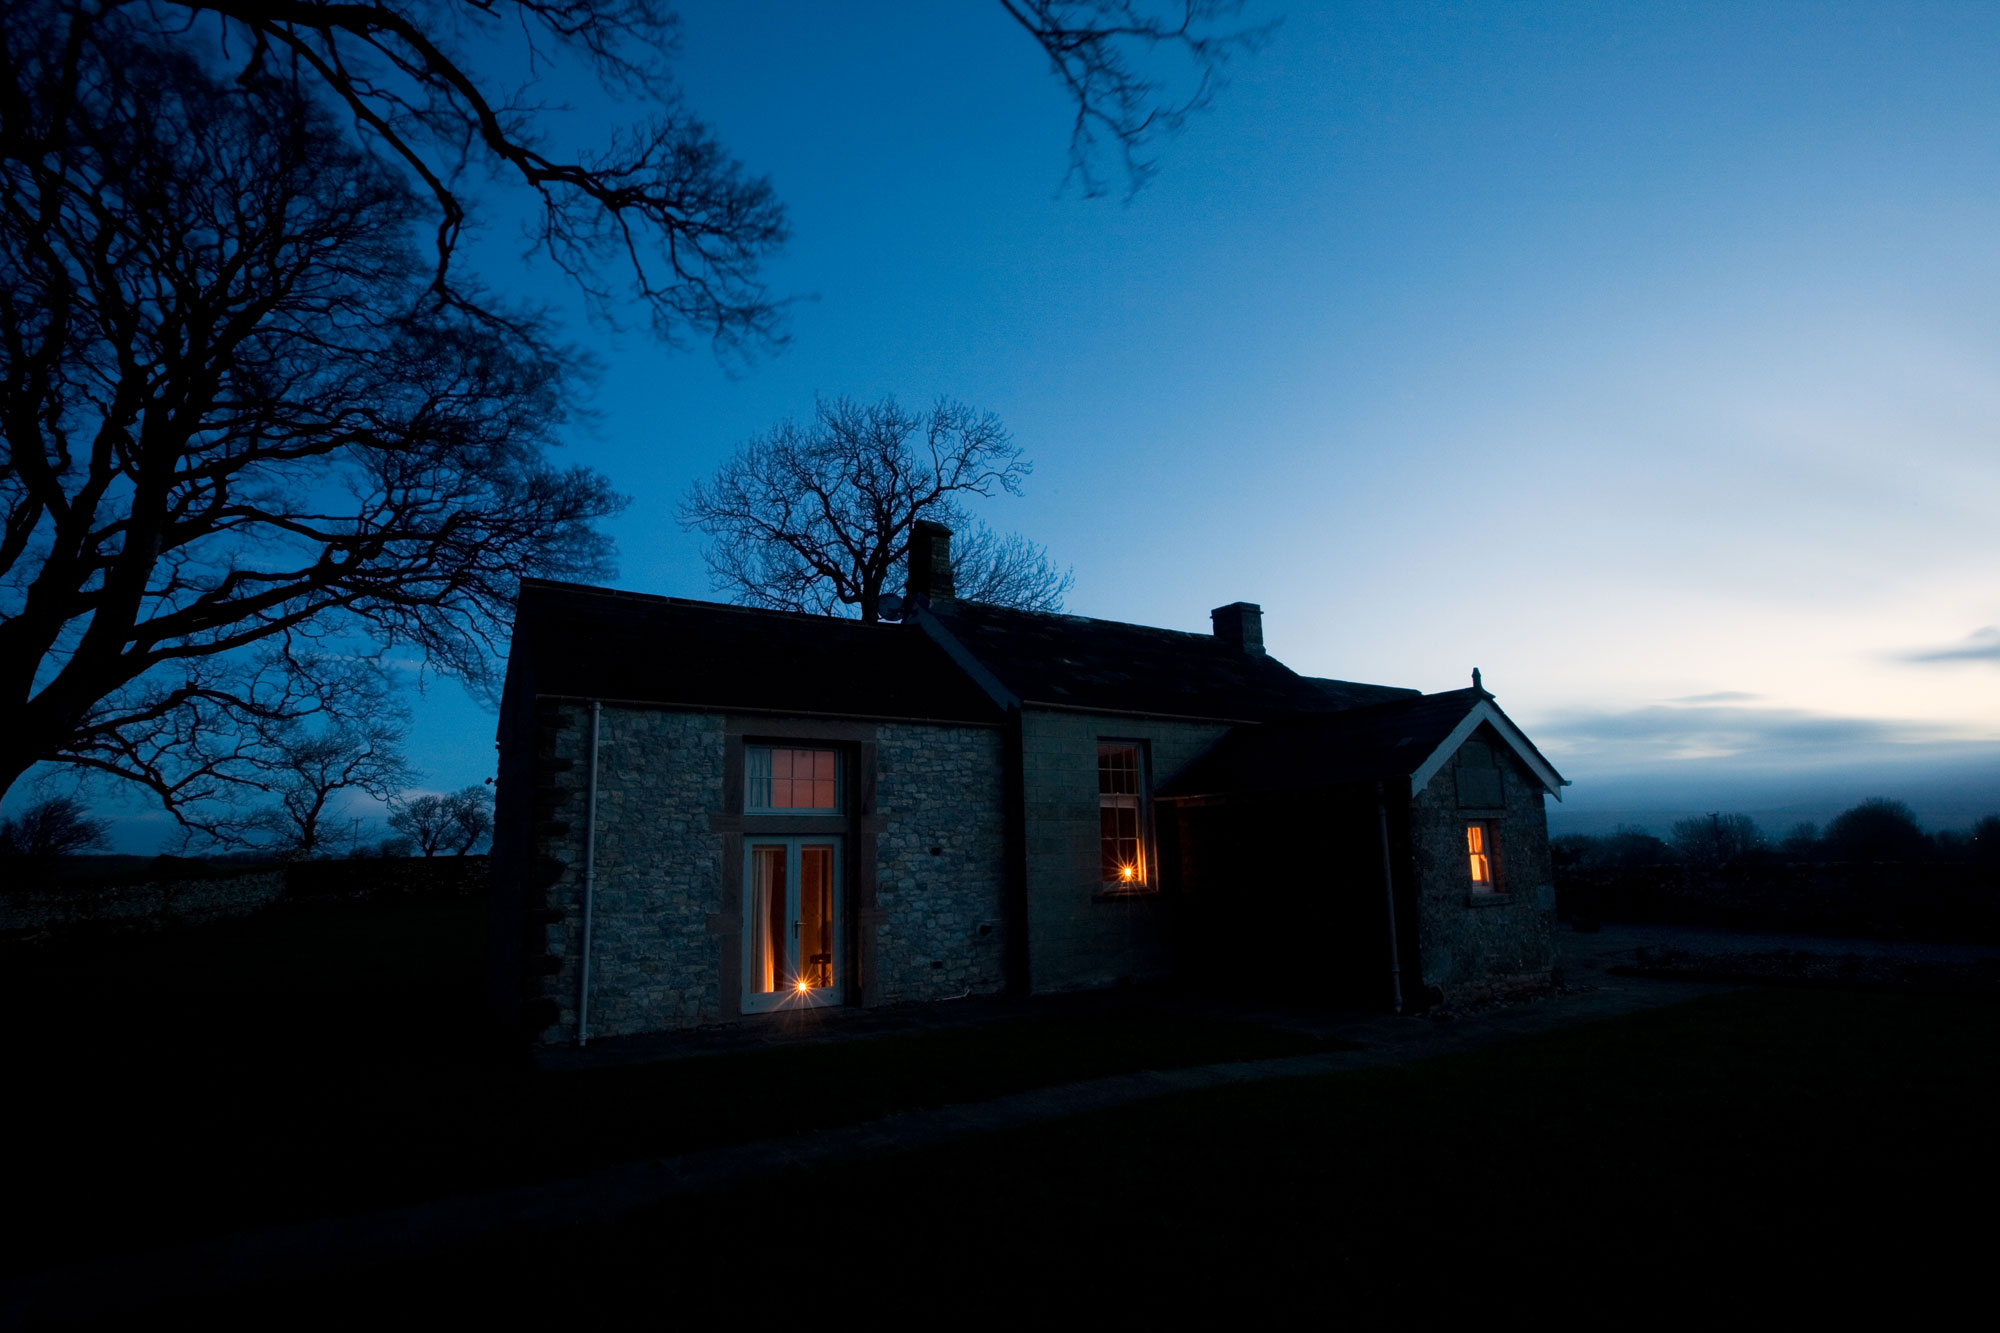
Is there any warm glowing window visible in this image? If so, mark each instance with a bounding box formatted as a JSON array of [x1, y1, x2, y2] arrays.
[[747, 747, 840, 812], [1099, 742, 1145, 885], [1467, 822, 1500, 892]]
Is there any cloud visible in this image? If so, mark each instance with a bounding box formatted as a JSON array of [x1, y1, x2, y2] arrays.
[[1533, 698, 1987, 772], [1669, 691, 1763, 704], [1902, 626, 2000, 665]]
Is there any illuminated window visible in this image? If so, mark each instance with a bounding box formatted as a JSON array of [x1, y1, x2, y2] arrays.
[[746, 747, 840, 812], [1467, 822, 1501, 892], [1099, 742, 1146, 886]]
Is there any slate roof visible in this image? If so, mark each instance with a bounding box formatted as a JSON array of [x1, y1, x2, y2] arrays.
[[509, 580, 1003, 724], [926, 601, 1417, 722], [1158, 688, 1526, 798]]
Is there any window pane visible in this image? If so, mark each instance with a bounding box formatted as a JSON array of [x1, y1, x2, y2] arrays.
[[1467, 823, 1494, 887], [1098, 743, 1138, 795], [799, 845, 835, 989], [1098, 743, 1144, 883], [1102, 803, 1140, 881], [748, 747, 840, 811], [749, 846, 785, 993]]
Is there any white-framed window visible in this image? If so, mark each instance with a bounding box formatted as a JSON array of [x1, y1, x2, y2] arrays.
[[746, 746, 841, 813], [1099, 741, 1147, 887], [1467, 821, 1502, 893]]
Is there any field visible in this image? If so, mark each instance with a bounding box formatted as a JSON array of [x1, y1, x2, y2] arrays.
[[7, 895, 1996, 1322], [3, 897, 1342, 1275]]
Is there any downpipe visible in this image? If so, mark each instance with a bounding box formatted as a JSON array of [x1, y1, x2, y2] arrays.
[[1375, 780, 1405, 1015], [578, 700, 602, 1046]]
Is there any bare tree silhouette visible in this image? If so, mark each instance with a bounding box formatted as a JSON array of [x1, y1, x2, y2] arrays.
[[2, 1, 1262, 820], [0, 795, 109, 875], [389, 785, 491, 857], [680, 398, 1069, 623], [0, 12, 623, 816], [1004, 1, 1279, 196], [245, 711, 412, 859]]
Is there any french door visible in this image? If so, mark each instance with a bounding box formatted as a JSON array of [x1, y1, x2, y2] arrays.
[[742, 837, 843, 1013]]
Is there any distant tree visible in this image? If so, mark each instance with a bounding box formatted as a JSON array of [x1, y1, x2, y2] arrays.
[[1598, 825, 1676, 869], [1549, 834, 1597, 874], [444, 786, 496, 856], [1780, 822, 1821, 857], [680, 398, 1071, 622], [0, 795, 110, 877], [1969, 815, 2000, 867], [247, 716, 411, 860], [388, 795, 457, 859], [1823, 798, 1927, 862], [1669, 813, 1765, 869]]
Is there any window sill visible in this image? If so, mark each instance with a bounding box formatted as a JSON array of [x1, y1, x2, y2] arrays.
[[1466, 892, 1512, 908], [1094, 887, 1158, 903]]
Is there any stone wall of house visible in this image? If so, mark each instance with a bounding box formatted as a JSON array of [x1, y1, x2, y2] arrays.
[[519, 702, 1007, 1042], [869, 723, 1008, 1003], [1408, 724, 1558, 1001], [1019, 708, 1231, 992], [532, 703, 728, 1043]]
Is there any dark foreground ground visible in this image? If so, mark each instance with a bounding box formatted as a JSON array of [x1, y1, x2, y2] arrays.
[[1, 899, 1343, 1276], [6, 899, 1997, 1324]]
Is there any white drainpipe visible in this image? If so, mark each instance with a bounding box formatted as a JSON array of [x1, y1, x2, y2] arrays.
[[1375, 780, 1405, 1015], [577, 700, 602, 1046]]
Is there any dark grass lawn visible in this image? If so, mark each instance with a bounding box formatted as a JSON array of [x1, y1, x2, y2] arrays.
[[2, 897, 1341, 1275], [162, 984, 2000, 1325]]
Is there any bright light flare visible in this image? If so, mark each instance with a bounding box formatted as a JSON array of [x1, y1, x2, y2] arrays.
[[1119, 864, 1136, 882], [794, 977, 812, 994]]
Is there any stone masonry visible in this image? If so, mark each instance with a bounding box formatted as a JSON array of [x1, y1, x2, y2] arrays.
[[868, 723, 1007, 1004], [534, 704, 727, 1042], [1019, 708, 1231, 993], [526, 704, 1005, 1041]]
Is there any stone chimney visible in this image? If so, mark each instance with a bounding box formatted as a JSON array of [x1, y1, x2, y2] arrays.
[[906, 520, 955, 608], [1210, 602, 1264, 655]]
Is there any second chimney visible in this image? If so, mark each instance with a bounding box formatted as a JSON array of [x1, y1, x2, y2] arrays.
[[906, 520, 956, 608], [1210, 602, 1264, 655]]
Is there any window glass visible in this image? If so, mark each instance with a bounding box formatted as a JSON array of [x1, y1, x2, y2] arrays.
[[747, 746, 840, 811], [1467, 822, 1500, 891], [1099, 742, 1144, 884]]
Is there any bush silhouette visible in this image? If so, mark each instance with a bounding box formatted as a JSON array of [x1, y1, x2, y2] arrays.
[[1822, 798, 1927, 862]]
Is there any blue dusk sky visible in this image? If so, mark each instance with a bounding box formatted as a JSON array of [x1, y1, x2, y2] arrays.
[[67, 1, 2000, 848]]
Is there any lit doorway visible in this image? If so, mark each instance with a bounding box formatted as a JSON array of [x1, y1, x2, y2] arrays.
[[743, 838, 842, 1013]]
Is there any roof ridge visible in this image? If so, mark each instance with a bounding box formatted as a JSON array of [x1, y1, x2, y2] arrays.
[[946, 601, 1236, 645], [519, 579, 907, 630]]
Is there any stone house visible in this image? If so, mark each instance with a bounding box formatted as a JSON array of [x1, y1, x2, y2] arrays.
[[489, 523, 1569, 1043]]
